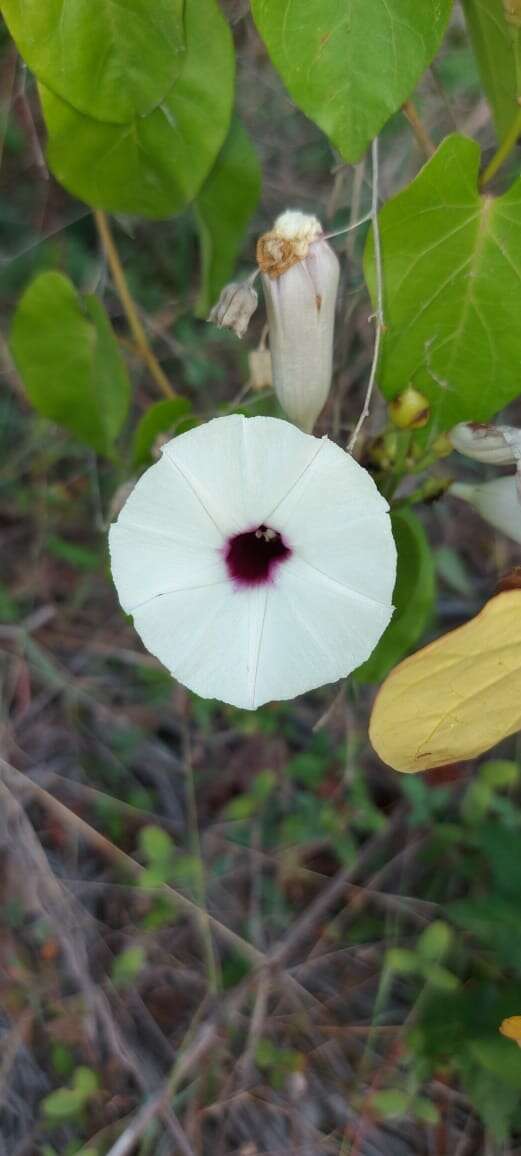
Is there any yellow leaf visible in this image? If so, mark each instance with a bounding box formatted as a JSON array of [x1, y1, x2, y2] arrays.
[[500, 1016, 521, 1044], [369, 590, 521, 773]]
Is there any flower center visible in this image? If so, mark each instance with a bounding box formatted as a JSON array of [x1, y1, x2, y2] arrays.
[[225, 524, 291, 587]]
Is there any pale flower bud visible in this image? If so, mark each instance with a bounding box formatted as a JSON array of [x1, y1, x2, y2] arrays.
[[257, 210, 339, 433], [248, 347, 272, 391], [450, 421, 521, 465], [208, 279, 258, 338], [450, 474, 521, 544]]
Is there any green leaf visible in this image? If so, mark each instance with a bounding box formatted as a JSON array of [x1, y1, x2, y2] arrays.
[[72, 1068, 99, 1096], [251, 0, 452, 163], [365, 134, 521, 433], [46, 536, 100, 571], [461, 779, 493, 824], [42, 1087, 86, 1121], [477, 823, 521, 897], [469, 1037, 521, 1087], [462, 0, 521, 142], [412, 1097, 440, 1124], [356, 508, 435, 683], [10, 271, 130, 454], [1, 0, 185, 124], [386, 947, 419, 974], [195, 116, 261, 316], [132, 398, 194, 467], [51, 1044, 75, 1078], [422, 963, 460, 991], [139, 825, 175, 864], [40, 0, 234, 218], [42, 1067, 98, 1121], [460, 1059, 521, 1141], [223, 793, 258, 821], [371, 1089, 410, 1119], [479, 759, 519, 788], [449, 895, 521, 971], [416, 920, 453, 963], [111, 945, 146, 987]]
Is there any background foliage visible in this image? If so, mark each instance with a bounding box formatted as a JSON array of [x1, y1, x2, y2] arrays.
[[1, 1, 521, 1154]]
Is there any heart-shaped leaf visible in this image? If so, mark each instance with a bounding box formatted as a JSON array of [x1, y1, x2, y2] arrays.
[[1, 0, 186, 124], [364, 135, 521, 433], [11, 271, 130, 455], [251, 0, 453, 162], [40, 0, 234, 218]]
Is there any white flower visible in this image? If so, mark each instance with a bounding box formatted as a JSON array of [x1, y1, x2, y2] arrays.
[[450, 476, 521, 545], [257, 210, 340, 433], [450, 422, 521, 465], [109, 415, 396, 710]]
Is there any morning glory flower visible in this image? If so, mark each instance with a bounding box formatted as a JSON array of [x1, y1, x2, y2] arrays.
[[257, 210, 340, 433], [450, 420, 521, 543], [450, 421, 521, 465], [109, 415, 396, 710], [450, 476, 521, 544]]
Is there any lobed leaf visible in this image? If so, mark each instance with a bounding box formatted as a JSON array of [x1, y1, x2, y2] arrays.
[[365, 134, 521, 433]]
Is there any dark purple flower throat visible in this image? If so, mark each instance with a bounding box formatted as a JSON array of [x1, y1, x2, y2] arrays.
[[225, 524, 291, 587]]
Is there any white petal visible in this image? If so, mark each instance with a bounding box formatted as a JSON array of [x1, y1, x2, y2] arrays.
[[162, 414, 323, 531], [251, 556, 394, 707], [109, 523, 226, 613], [451, 477, 521, 544], [450, 422, 521, 465], [115, 453, 224, 546], [132, 582, 268, 710], [270, 435, 396, 604]]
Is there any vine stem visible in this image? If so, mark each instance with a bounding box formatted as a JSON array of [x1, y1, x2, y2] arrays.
[[94, 209, 175, 399], [402, 99, 436, 158], [348, 136, 384, 453], [480, 105, 521, 188]]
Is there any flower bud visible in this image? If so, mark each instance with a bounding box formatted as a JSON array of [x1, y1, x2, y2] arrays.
[[257, 210, 339, 433], [450, 475, 521, 544], [450, 421, 521, 465], [388, 386, 430, 430], [248, 347, 272, 391], [208, 279, 258, 339]]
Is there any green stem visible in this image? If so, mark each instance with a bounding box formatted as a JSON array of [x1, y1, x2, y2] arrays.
[[480, 105, 521, 188], [380, 431, 412, 501]]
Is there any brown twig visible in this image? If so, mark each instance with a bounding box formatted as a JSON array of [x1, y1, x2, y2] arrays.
[[402, 99, 436, 158], [94, 209, 176, 400], [0, 758, 263, 969]]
